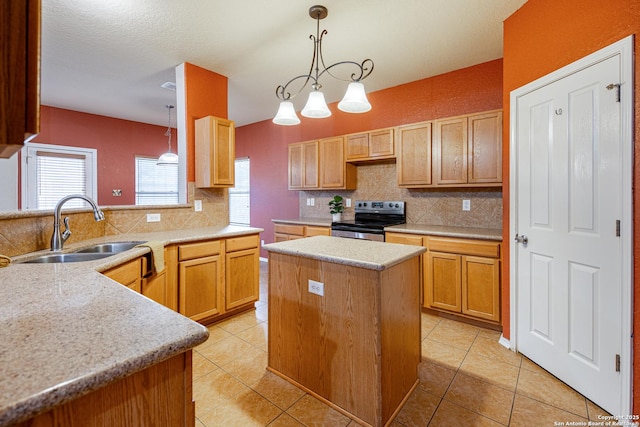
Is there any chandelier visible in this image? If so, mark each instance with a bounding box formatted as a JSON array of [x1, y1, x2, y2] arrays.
[[157, 104, 178, 165], [272, 5, 374, 126]]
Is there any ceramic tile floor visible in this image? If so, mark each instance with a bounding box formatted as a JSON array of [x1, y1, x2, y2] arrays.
[[192, 261, 610, 426]]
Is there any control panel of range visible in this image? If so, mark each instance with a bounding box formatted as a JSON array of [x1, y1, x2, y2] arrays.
[[354, 200, 405, 215]]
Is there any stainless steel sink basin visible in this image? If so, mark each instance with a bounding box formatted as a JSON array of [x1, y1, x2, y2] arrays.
[[75, 241, 145, 253], [22, 252, 116, 264]]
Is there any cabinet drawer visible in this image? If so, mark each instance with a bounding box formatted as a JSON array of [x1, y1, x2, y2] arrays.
[[179, 240, 221, 261], [274, 224, 305, 236], [226, 234, 259, 252], [428, 237, 500, 258], [105, 258, 141, 286], [386, 232, 424, 246], [305, 226, 331, 237]]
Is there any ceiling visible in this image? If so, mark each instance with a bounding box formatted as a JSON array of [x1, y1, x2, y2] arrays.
[[41, 0, 527, 128]]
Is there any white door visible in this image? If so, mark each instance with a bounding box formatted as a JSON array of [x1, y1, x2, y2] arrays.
[[512, 38, 633, 416]]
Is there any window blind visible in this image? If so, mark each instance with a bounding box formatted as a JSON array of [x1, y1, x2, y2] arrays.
[[229, 158, 250, 225], [135, 157, 179, 205], [36, 150, 88, 209]]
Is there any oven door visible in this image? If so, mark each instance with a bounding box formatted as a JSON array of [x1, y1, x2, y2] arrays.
[[331, 228, 385, 242]]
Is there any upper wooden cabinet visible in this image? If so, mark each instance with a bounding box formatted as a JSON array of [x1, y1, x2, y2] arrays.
[[396, 122, 433, 187], [289, 137, 355, 190], [195, 115, 235, 188], [288, 141, 319, 189], [433, 110, 502, 187], [346, 128, 395, 162], [1, 0, 41, 158]]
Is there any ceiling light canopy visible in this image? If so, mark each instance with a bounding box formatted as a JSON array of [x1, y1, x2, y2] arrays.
[[272, 5, 374, 126], [157, 105, 178, 165]]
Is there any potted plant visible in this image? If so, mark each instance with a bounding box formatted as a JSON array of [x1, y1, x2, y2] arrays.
[[329, 195, 344, 222]]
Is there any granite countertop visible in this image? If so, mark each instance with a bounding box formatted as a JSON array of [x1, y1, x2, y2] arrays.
[[263, 235, 426, 271], [0, 224, 262, 426], [272, 217, 333, 227], [385, 224, 503, 241]]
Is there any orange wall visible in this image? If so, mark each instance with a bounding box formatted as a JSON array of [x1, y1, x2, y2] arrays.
[[235, 59, 503, 256], [183, 63, 228, 182], [503, 0, 640, 410], [32, 106, 171, 206]]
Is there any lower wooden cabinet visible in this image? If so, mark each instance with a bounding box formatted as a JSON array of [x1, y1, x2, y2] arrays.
[[225, 235, 260, 311], [273, 223, 330, 242], [103, 257, 143, 293], [387, 231, 501, 324]]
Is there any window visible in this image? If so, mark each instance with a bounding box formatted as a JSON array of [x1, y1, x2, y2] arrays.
[[21, 142, 97, 210], [229, 158, 250, 225], [135, 157, 179, 205]]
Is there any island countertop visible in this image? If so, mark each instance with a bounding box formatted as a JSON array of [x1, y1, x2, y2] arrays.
[[0, 224, 262, 426], [263, 235, 426, 271]]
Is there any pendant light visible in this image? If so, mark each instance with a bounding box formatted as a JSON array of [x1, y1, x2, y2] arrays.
[[157, 104, 178, 165], [273, 5, 374, 126]]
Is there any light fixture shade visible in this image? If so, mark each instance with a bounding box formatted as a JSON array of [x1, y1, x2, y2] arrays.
[[272, 101, 301, 125], [338, 82, 372, 113], [301, 90, 331, 118], [157, 151, 179, 165]]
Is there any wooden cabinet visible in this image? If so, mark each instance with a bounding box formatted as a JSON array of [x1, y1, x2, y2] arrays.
[[178, 240, 224, 322], [142, 268, 167, 306], [274, 223, 331, 241], [289, 137, 355, 190], [426, 237, 501, 323], [319, 136, 356, 189], [288, 141, 318, 189], [1, 0, 40, 158], [169, 234, 260, 324], [346, 128, 394, 162], [104, 257, 143, 293], [396, 122, 433, 187], [195, 115, 235, 188], [225, 234, 260, 310], [433, 110, 502, 187]]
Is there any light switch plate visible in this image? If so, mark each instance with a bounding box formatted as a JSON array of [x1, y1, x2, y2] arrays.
[[194, 200, 202, 212], [346, 198, 351, 207], [146, 213, 161, 222], [462, 200, 471, 211], [308, 279, 324, 296]]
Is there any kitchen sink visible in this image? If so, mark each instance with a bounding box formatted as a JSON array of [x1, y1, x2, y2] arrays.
[[75, 241, 145, 253], [22, 252, 116, 264]]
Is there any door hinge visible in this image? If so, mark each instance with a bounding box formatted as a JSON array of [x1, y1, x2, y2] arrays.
[[606, 83, 621, 102], [616, 354, 621, 372], [616, 220, 621, 237]]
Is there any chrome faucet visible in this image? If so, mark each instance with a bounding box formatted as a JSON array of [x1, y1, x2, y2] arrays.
[[51, 194, 105, 251]]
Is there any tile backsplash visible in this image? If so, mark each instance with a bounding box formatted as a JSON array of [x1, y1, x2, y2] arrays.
[[300, 163, 503, 229], [0, 183, 228, 257]]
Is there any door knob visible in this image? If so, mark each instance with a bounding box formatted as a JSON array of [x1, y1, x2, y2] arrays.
[[515, 234, 528, 245]]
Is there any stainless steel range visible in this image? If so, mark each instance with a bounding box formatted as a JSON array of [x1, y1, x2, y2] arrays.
[[331, 200, 406, 242]]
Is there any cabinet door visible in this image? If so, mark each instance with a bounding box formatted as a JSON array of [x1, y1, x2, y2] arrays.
[[434, 117, 468, 185], [195, 116, 235, 188], [142, 270, 167, 306], [1, 0, 40, 158], [396, 122, 432, 187], [302, 141, 319, 188], [288, 143, 304, 189], [179, 255, 223, 322], [225, 247, 259, 310], [468, 111, 502, 184], [320, 136, 354, 189], [104, 258, 142, 293], [426, 252, 461, 312], [345, 133, 369, 161], [368, 128, 394, 159], [461, 256, 500, 322]]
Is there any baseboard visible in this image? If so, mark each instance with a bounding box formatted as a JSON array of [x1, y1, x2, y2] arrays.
[[498, 334, 512, 350], [259, 257, 268, 263]]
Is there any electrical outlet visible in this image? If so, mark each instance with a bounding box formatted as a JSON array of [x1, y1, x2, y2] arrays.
[[306, 198, 311, 206], [462, 200, 471, 211], [346, 198, 351, 208], [308, 279, 324, 296], [310, 198, 315, 206], [194, 200, 202, 212], [146, 213, 161, 222]]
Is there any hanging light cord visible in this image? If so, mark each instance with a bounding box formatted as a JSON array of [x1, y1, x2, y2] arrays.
[[165, 104, 174, 153]]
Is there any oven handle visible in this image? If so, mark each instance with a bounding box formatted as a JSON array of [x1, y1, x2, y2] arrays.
[[331, 229, 385, 242]]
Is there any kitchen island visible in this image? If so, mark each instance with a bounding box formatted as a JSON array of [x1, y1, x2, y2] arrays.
[[263, 236, 425, 427], [0, 225, 261, 426]]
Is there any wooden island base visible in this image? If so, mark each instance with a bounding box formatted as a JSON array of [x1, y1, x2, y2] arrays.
[[267, 249, 422, 427]]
